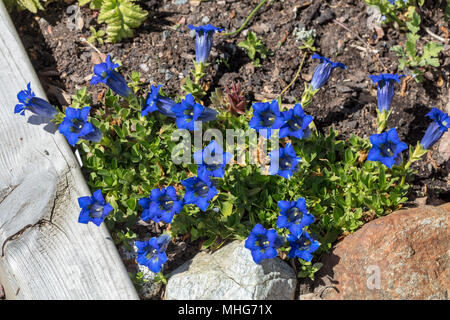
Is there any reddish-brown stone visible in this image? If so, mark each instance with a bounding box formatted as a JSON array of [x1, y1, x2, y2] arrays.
[[317, 203, 449, 300]]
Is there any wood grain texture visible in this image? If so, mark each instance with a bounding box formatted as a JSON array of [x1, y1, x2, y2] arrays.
[[0, 3, 139, 300]]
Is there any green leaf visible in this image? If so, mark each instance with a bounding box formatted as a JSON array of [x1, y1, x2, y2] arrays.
[[14, 0, 44, 13], [79, 0, 92, 6], [98, 0, 148, 43], [221, 201, 234, 217], [201, 236, 217, 250]]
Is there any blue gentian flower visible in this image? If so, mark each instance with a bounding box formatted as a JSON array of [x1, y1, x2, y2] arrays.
[[188, 24, 224, 63], [249, 100, 285, 139], [280, 103, 314, 139], [245, 224, 284, 264], [369, 73, 404, 113], [78, 189, 113, 226], [14, 82, 58, 119], [171, 94, 218, 131], [310, 54, 346, 90], [268, 143, 301, 179], [138, 186, 184, 224], [276, 198, 315, 236], [181, 176, 218, 212], [193, 140, 233, 183], [135, 234, 171, 273], [141, 84, 177, 118], [58, 106, 102, 146], [368, 128, 408, 168], [420, 108, 450, 150], [90, 54, 132, 98], [287, 230, 320, 262]]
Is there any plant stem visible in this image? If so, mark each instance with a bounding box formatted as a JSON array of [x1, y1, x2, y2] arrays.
[[222, 0, 269, 37], [280, 51, 307, 97]]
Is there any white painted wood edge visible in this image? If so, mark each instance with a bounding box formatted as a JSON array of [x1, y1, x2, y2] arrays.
[[0, 2, 139, 300]]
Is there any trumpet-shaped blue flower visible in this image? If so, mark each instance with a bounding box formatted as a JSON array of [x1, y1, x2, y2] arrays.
[[14, 82, 58, 119], [141, 84, 177, 118], [245, 224, 284, 264], [268, 143, 301, 179], [420, 108, 450, 150], [310, 54, 346, 90], [172, 94, 218, 131], [249, 100, 285, 139], [368, 128, 408, 169], [280, 103, 314, 139], [188, 24, 224, 63], [58, 106, 102, 146], [193, 140, 233, 183], [287, 230, 320, 262], [276, 198, 315, 236], [90, 54, 132, 98], [181, 176, 218, 212], [138, 186, 184, 224], [369, 73, 404, 113], [77, 189, 113, 226], [135, 234, 171, 273]]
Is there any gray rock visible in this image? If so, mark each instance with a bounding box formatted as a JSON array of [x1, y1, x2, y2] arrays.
[[201, 16, 210, 24], [165, 241, 296, 300], [174, 0, 188, 5], [138, 265, 163, 300], [165, 70, 173, 81]]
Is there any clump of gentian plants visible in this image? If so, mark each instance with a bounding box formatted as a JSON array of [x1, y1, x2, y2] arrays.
[[14, 20, 448, 283]]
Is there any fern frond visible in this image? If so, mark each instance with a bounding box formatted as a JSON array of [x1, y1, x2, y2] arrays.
[[78, 0, 103, 10], [97, 0, 147, 43], [6, 0, 45, 13]]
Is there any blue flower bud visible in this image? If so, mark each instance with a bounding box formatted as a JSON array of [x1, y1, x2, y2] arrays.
[[420, 108, 450, 150], [310, 54, 346, 90], [188, 24, 224, 63], [14, 82, 58, 119], [369, 73, 404, 113], [90, 55, 132, 98]]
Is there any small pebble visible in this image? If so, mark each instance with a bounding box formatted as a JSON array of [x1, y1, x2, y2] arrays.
[[163, 30, 171, 40], [165, 70, 173, 81], [139, 63, 149, 72], [202, 16, 210, 24]]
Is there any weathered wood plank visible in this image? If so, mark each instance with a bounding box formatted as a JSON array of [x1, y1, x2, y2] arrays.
[[0, 2, 139, 299]]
